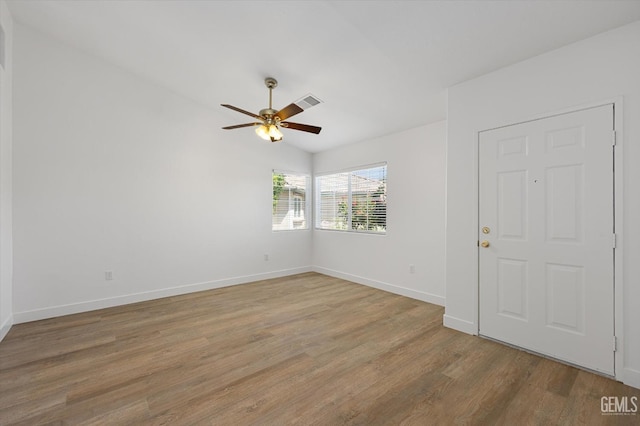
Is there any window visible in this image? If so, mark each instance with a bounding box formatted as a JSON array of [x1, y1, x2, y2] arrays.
[[272, 171, 310, 231], [315, 163, 387, 233]]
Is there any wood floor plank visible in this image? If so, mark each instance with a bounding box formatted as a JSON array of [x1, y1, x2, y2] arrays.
[[152, 353, 316, 425], [0, 272, 637, 425], [308, 330, 462, 425], [493, 358, 573, 425]]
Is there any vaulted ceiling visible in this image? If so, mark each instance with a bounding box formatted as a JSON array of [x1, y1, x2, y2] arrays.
[[8, 1, 640, 153]]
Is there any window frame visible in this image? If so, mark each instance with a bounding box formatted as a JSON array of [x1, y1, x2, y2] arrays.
[[314, 162, 387, 234], [272, 169, 311, 232]]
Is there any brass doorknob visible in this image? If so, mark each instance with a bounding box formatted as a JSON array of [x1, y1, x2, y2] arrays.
[[481, 241, 490, 248]]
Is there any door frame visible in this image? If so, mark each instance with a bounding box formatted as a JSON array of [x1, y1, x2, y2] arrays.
[[474, 97, 624, 379]]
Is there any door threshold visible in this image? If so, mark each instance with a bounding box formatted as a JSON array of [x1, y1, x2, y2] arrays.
[[479, 334, 616, 381]]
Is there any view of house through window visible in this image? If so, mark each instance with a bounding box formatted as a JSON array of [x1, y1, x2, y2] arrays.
[[272, 171, 309, 231], [315, 163, 387, 233]]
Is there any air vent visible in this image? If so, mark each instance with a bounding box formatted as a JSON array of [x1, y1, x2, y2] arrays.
[[295, 94, 323, 110]]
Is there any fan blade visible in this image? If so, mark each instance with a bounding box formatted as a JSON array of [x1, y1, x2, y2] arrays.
[[221, 104, 262, 120], [281, 122, 322, 134], [275, 103, 304, 121], [222, 123, 261, 130]]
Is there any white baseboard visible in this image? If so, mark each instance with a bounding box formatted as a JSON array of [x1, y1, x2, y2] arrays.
[[312, 266, 445, 306], [620, 367, 640, 390], [13, 266, 313, 324], [443, 314, 477, 335], [0, 315, 13, 342]]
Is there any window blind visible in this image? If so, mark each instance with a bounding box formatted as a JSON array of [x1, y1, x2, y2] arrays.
[[315, 164, 387, 233]]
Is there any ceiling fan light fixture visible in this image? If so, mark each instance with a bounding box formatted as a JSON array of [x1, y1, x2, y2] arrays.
[[268, 124, 283, 141], [255, 124, 271, 141]]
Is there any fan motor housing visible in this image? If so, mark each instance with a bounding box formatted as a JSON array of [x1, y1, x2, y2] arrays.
[[259, 108, 278, 117], [259, 108, 279, 125]]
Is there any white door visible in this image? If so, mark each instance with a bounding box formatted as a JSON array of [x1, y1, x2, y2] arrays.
[[478, 104, 614, 375]]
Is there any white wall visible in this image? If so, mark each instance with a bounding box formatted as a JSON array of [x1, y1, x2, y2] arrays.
[[0, 0, 13, 340], [445, 20, 640, 388], [313, 122, 446, 305], [12, 24, 313, 322], [9, 22, 447, 329]]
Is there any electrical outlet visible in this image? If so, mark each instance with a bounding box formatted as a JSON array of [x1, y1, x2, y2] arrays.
[[264, 254, 269, 261], [409, 264, 415, 274], [105, 271, 113, 281]]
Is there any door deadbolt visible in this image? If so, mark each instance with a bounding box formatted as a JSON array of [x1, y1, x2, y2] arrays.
[[482, 227, 490, 234]]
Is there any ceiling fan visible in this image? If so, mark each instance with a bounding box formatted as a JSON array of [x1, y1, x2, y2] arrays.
[[221, 77, 322, 142]]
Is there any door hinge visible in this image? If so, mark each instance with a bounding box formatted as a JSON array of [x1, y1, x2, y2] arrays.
[[613, 233, 617, 249], [613, 336, 618, 352], [612, 130, 617, 146]]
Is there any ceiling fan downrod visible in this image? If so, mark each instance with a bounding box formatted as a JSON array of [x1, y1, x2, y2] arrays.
[[265, 77, 277, 108], [260, 77, 279, 123], [255, 77, 281, 141]]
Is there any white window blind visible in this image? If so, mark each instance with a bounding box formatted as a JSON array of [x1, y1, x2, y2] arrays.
[[272, 171, 310, 231], [315, 164, 387, 233]]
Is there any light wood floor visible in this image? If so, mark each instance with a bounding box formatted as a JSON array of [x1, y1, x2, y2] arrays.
[[0, 272, 637, 425]]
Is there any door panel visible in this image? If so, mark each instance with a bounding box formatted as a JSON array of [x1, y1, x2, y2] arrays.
[[479, 104, 614, 375], [497, 258, 528, 321], [498, 170, 528, 240], [545, 263, 585, 334], [546, 164, 583, 242]]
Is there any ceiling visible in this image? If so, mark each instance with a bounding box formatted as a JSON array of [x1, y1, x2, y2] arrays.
[[8, 1, 640, 153]]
